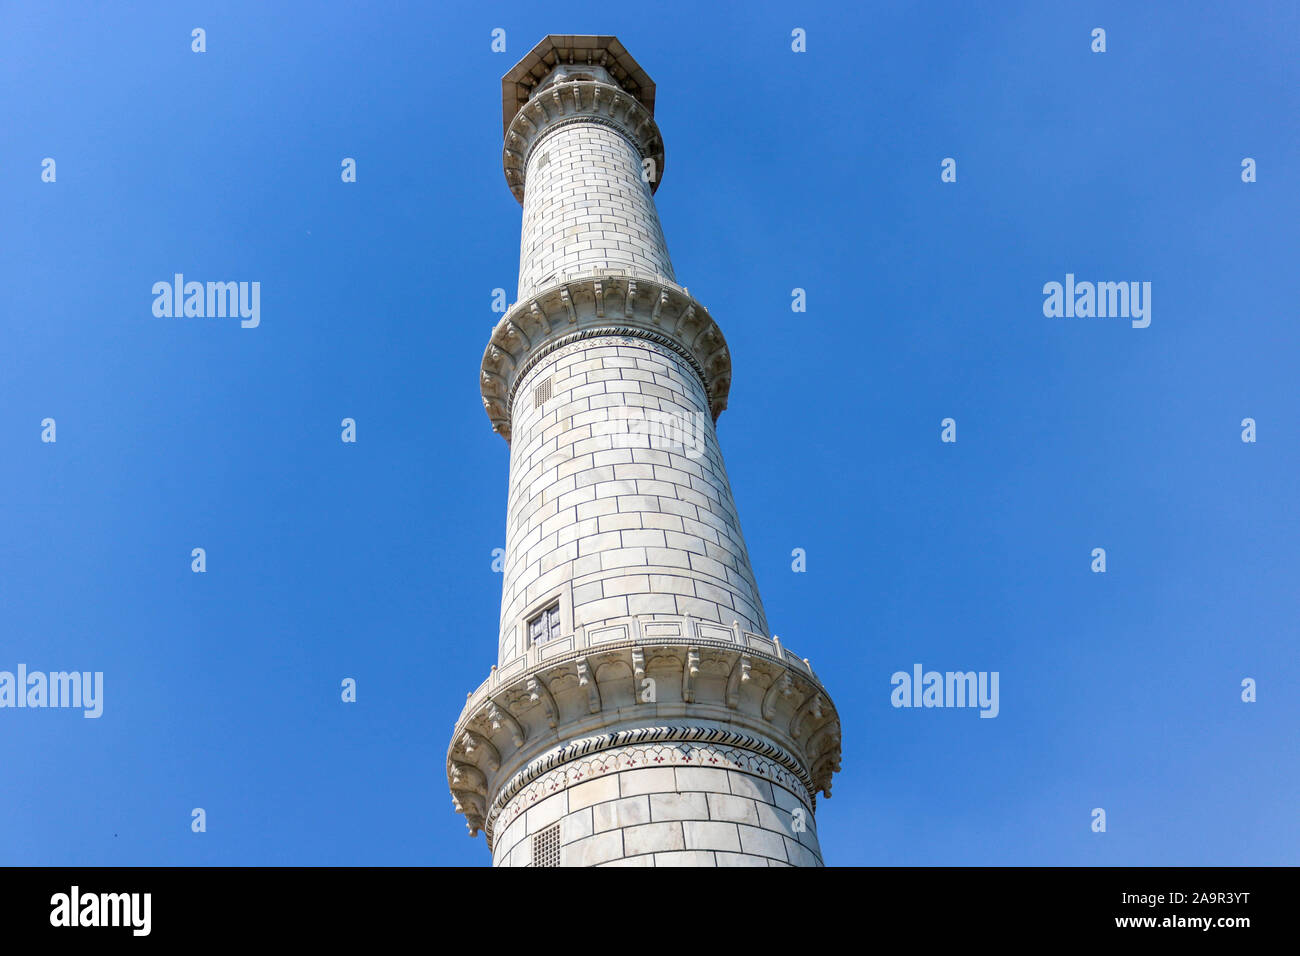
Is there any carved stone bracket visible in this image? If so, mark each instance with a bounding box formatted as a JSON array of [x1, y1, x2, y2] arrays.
[[451, 790, 487, 837], [762, 670, 794, 721], [725, 654, 752, 709], [526, 675, 558, 729], [789, 691, 826, 740], [458, 730, 501, 773], [487, 697, 525, 748], [682, 646, 700, 703], [448, 760, 487, 795], [577, 658, 601, 714]]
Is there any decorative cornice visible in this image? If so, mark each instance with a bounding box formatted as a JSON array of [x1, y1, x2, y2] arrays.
[[480, 275, 731, 442], [503, 79, 665, 204], [444, 621, 843, 839]]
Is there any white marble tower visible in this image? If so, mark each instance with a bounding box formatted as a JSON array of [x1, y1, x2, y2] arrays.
[[446, 35, 842, 867]]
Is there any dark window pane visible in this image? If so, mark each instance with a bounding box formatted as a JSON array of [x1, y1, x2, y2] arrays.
[[530, 603, 560, 645]]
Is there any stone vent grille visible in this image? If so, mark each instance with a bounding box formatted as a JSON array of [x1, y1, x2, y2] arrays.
[[533, 376, 553, 408], [532, 823, 561, 867]]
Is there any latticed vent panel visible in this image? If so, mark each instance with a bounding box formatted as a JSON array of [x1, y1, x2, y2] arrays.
[[533, 376, 553, 408], [532, 823, 561, 867]]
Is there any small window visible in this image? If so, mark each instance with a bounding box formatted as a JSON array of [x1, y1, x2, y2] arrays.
[[528, 602, 562, 646], [533, 823, 561, 867]]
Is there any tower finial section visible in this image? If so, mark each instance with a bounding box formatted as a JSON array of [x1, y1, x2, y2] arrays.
[[500, 35, 664, 204]]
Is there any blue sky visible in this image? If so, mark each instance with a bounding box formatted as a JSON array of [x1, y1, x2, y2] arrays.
[[2, 1, 1296, 866]]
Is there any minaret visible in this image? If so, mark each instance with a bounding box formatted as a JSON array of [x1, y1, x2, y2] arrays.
[[447, 35, 842, 867]]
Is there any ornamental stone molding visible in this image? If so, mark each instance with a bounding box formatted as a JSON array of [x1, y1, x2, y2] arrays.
[[445, 616, 843, 844], [479, 275, 731, 441], [494, 733, 817, 837]]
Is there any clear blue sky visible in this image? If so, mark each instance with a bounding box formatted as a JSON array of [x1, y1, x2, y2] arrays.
[[2, 1, 1296, 866]]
